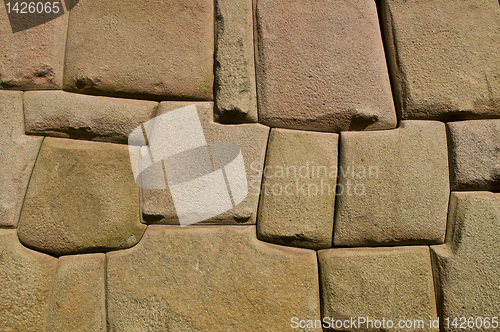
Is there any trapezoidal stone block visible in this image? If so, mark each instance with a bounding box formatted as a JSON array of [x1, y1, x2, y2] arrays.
[[431, 192, 500, 331], [334, 121, 449, 246], [18, 137, 145, 256], [447, 120, 500, 190], [381, 0, 500, 120], [257, 128, 338, 250], [63, 0, 214, 100], [255, 0, 396, 132], [106, 226, 321, 331], [318, 246, 438, 332]]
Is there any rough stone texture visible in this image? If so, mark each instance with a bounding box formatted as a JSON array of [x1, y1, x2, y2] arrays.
[[334, 121, 449, 246], [255, 0, 396, 132], [0, 91, 43, 228], [431, 192, 500, 331], [46, 254, 106, 332], [381, 0, 500, 120], [214, 0, 258, 123], [447, 120, 500, 190], [24, 90, 158, 144], [319, 246, 438, 332], [0, 229, 57, 331], [0, 1, 68, 89], [257, 128, 338, 249], [107, 226, 321, 332], [18, 137, 145, 255], [141, 102, 269, 225], [63, 0, 214, 100]]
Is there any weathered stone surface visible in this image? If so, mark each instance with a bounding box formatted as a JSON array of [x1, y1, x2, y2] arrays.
[[214, 0, 258, 123], [0, 2, 68, 89], [447, 120, 500, 190], [334, 121, 449, 246], [63, 0, 214, 100], [18, 137, 145, 255], [24, 90, 158, 144], [319, 246, 438, 332], [431, 192, 500, 330], [0, 91, 43, 228], [141, 102, 269, 225], [107, 226, 321, 331], [256, 0, 396, 132], [381, 0, 500, 120], [46, 254, 106, 332], [257, 128, 338, 249], [0, 229, 57, 331]]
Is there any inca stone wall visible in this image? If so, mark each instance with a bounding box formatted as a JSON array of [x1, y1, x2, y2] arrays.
[[0, 0, 499, 331]]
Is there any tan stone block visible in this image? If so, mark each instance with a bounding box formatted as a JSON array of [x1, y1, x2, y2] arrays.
[[381, 0, 500, 120], [334, 121, 449, 246], [0, 91, 42, 228], [24, 90, 158, 144], [257, 128, 338, 249], [18, 137, 145, 255], [63, 0, 214, 100], [214, 0, 258, 123], [0, 229, 57, 331], [46, 254, 106, 332], [107, 226, 321, 331], [447, 120, 500, 190], [141, 102, 269, 225], [255, 0, 396, 132], [318, 246, 438, 332], [431, 192, 500, 330]]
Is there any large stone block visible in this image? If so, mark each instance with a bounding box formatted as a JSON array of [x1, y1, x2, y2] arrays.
[[18, 137, 145, 255], [141, 102, 269, 225], [0, 91, 43, 228], [318, 246, 438, 332], [24, 90, 158, 144], [431, 192, 500, 331], [63, 0, 214, 100], [0, 229, 57, 331], [447, 120, 500, 190], [257, 128, 338, 249], [334, 121, 449, 246], [381, 0, 500, 120], [107, 226, 321, 331], [255, 0, 396, 132]]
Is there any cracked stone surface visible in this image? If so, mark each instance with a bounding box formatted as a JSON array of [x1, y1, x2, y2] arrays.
[[18, 137, 145, 256], [107, 226, 321, 332]]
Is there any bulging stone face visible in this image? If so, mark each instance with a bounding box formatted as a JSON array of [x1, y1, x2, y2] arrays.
[[18, 137, 145, 256], [256, 0, 396, 132], [257, 128, 338, 249], [381, 0, 500, 120], [107, 226, 321, 331], [334, 121, 449, 246], [63, 0, 214, 100]]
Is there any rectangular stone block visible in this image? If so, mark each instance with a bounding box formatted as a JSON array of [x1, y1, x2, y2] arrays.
[[256, 0, 396, 132], [381, 0, 500, 120]]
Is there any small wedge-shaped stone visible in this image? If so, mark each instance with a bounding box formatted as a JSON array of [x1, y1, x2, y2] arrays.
[[258, 128, 338, 249], [381, 0, 500, 120], [256, 0, 396, 132], [319, 246, 438, 332], [46, 254, 106, 332], [431, 192, 500, 331], [447, 120, 500, 190], [107, 226, 321, 331], [63, 0, 213, 100], [334, 121, 449, 246], [0, 91, 43, 228], [24, 90, 158, 144], [18, 137, 145, 255], [0, 229, 57, 331]]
